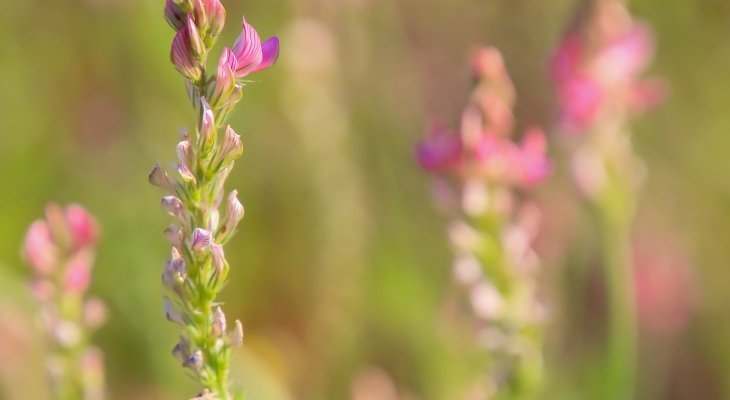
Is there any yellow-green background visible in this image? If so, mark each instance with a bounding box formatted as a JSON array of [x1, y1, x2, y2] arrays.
[[0, 0, 728, 399]]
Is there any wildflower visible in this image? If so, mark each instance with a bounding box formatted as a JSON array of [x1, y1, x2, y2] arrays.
[[417, 47, 548, 398], [153, 2, 278, 397], [22, 204, 107, 399]]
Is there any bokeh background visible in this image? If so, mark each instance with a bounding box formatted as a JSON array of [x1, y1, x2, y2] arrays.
[[0, 0, 728, 399]]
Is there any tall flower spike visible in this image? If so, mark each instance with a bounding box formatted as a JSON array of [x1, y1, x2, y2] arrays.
[[550, 1, 666, 398], [416, 47, 549, 398], [22, 205, 107, 399], [154, 4, 277, 397]]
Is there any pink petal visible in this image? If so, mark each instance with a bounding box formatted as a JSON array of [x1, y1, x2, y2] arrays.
[[232, 17, 263, 78], [252, 36, 280, 73], [416, 126, 462, 172], [65, 205, 99, 250]]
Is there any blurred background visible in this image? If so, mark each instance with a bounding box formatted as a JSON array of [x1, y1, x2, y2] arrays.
[[0, 0, 728, 399]]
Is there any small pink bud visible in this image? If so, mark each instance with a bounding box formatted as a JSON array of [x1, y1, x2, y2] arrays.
[[186, 16, 205, 58], [213, 125, 243, 169], [516, 128, 550, 186], [203, 0, 226, 39], [65, 205, 99, 250], [30, 279, 56, 302], [229, 319, 243, 347], [162, 196, 186, 219], [211, 306, 226, 337], [191, 228, 211, 253], [83, 298, 108, 329], [472, 47, 506, 81], [211, 48, 237, 105], [162, 257, 187, 291], [210, 243, 227, 275], [64, 251, 93, 295], [171, 27, 202, 80], [23, 220, 58, 275], [149, 164, 176, 192], [220, 190, 244, 239], [176, 140, 194, 169], [199, 98, 216, 154], [177, 164, 196, 184]]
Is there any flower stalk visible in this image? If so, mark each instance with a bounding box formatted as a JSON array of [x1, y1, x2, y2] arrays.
[[417, 48, 550, 399], [22, 204, 107, 400], [153, 1, 279, 398], [551, 0, 665, 397]]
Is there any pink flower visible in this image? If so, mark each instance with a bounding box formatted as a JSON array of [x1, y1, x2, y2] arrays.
[[516, 128, 550, 186], [23, 220, 58, 275], [65, 205, 99, 251], [557, 73, 604, 132], [64, 251, 93, 295], [171, 25, 202, 80], [231, 17, 279, 78], [550, 34, 583, 83], [594, 24, 654, 86], [416, 126, 462, 172]]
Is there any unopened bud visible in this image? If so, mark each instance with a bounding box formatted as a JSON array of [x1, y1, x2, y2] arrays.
[[177, 164, 197, 184], [176, 140, 194, 169], [199, 98, 216, 155], [162, 196, 186, 219], [164, 297, 184, 324], [149, 164, 176, 192], [171, 27, 202, 80], [211, 306, 226, 337], [164, 225, 184, 249], [186, 16, 205, 59], [229, 319, 243, 347], [191, 228, 211, 253], [164, 0, 187, 31], [211, 48, 237, 106], [184, 349, 204, 372], [213, 125, 243, 169], [162, 257, 187, 291]]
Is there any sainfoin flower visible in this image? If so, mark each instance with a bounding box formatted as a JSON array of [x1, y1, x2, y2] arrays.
[[416, 47, 549, 398], [153, 1, 279, 398], [22, 204, 106, 399], [231, 17, 280, 78]]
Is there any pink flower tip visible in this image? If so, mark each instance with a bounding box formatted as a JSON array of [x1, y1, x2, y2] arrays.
[[415, 125, 462, 172], [231, 17, 279, 78]]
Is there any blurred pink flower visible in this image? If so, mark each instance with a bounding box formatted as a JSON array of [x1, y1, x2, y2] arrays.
[[516, 128, 550, 186], [23, 220, 58, 275], [64, 252, 93, 295], [231, 18, 280, 78], [66, 204, 99, 251], [556, 74, 604, 133], [415, 126, 462, 172]]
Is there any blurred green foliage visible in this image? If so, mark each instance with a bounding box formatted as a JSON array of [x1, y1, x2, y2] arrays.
[[1, 0, 729, 399]]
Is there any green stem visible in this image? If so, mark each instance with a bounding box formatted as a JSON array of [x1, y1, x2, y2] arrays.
[[598, 202, 637, 400]]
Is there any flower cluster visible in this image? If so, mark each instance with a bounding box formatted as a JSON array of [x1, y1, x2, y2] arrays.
[[417, 47, 549, 398], [152, 1, 278, 398], [22, 204, 107, 400], [551, 0, 665, 134], [550, 1, 666, 397]]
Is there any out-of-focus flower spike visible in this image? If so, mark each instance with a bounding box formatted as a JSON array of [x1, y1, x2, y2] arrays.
[[213, 126, 243, 169], [82, 298, 108, 329], [232, 17, 263, 78], [164, 0, 187, 31], [171, 28, 202, 81], [191, 228, 211, 253]]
